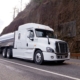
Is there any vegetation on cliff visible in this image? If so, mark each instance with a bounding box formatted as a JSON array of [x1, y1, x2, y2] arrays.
[[1, 0, 80, 53]]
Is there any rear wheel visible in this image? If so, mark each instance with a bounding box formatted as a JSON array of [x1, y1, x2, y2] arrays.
[[34, 50, 44, 65], [2, 48, 7, 58], [7, 48, 13, 59], [0, 48, 2, 54]]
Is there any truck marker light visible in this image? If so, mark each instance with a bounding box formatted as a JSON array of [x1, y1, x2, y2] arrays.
[[34, 45, 36, 46]]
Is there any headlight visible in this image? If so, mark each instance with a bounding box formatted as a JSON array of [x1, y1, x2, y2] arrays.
[[46, 47, 54, 53]]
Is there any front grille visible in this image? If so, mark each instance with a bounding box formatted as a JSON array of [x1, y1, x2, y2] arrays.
[[55, 42, 68, 54]]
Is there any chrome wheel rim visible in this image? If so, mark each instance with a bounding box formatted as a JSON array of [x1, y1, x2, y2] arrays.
[[36, 53, 41, 62]]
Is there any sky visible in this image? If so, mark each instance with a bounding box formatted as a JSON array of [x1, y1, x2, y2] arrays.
[[0, 0, 30, 33]]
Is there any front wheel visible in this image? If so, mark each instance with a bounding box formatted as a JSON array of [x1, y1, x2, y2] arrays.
[[34, 50, 44, 65]]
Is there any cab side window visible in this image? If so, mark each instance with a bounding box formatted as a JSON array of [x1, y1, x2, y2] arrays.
[[29, 30, 34, 38]]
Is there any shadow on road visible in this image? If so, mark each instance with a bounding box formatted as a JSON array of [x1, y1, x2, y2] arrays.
[[11, 57, 69, 66], [42, 61, 69, 66]]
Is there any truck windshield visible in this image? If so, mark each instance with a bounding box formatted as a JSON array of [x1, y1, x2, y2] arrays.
[[35, 29, 55, 38]]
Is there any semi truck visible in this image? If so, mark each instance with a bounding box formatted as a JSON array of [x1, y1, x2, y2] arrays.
[[0, 23, 70, 64]]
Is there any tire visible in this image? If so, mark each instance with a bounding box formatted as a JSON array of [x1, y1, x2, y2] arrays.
[[34, 50, 44, 65], [6, 48, 12, 59], [0, 48, 2, 54], [2, 48, 7, 58]]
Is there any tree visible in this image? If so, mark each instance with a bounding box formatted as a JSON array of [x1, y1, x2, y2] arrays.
[[13, 7, 19, 19]]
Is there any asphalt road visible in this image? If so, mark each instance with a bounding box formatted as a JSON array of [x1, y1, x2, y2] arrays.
[[0, 55, 80, 80]]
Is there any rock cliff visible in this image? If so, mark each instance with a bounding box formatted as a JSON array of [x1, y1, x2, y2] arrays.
[[1, 0, 80, 53]]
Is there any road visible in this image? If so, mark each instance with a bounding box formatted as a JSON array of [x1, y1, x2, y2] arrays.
[[0, 55, 80, 80]]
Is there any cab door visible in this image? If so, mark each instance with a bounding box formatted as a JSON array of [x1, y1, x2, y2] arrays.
[[27, 30, 35, 48], [25, 29, 35, 59]]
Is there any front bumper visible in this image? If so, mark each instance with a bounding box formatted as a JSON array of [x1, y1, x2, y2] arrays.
[[43, 52, 70, 61]]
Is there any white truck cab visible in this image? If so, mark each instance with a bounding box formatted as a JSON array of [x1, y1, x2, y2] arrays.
[[0, 23, 70, 64]]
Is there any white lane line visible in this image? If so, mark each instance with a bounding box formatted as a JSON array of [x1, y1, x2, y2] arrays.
[[0, 59, 80, 80]]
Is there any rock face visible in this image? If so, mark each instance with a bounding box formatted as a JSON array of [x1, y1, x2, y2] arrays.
[[1, 0, 80, 53]]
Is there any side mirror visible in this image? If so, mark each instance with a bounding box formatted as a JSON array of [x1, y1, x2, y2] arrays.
[[29, 37, 34, 41], [27, 36, 29, 38], [27, 36, 34, 41]]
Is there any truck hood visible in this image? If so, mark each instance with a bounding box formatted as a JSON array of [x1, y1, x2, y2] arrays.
[[36, 38, 67, 52], [37, 38, 66, 45]]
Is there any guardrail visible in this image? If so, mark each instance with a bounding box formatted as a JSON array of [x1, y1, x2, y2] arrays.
[[71, 53, 80, 59]]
